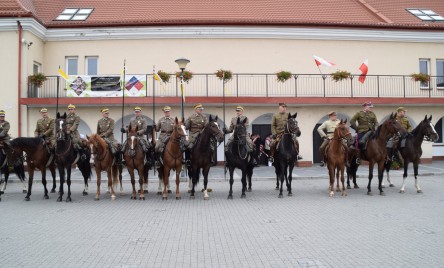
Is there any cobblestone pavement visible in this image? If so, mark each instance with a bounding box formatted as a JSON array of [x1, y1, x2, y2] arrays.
[[1, 163, 443, 267]]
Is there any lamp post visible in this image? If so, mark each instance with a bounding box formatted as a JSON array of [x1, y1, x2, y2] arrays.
[[175, 57, 190, 119]]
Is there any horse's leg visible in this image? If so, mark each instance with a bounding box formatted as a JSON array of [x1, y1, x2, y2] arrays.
[[275, 165, 279, 190], [107, 168, 116, 200], [138, 166, 145, 200], [25, 167, 35, 201], [128, 167, 137, 200], [377, 160, 385, 196], [162, 166, 169, 200], [41, 168, 49, 200], [288, 163, 294, 196], [367, 161, 374, 196], [66, 167, 72, 202], [336, 166, 341, 192], [0, 169, 7, 195], [190, 167, 199, 199], [240, 168, 247, 199], [247, 165, 253, 192], [57, 167, 65, 202], [328, 164, 335, 197], [95, 166, 101, 201], [14, 163, 28, 193], [413, 160, 422, 193], [353, 163, 359, 189], [227, 166, 235, 199], [278, 163, 285, 198], [341, 165, 347, 196], [175, 166, 181, 200], [143, 164, 148, 194], [50, 164, 57, 193], [202, 166, 210, 200], [119, 165, 124, 196]]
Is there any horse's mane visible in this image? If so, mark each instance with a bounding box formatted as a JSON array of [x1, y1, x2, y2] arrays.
[[411, 119, 426, 137], [10, 137, 43, 148], [90, 134, 108, 149], [368, 123, 384, 140]]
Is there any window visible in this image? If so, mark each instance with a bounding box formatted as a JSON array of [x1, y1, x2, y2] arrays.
[[419, 59, 430, 88], [66, 57, 78, 75], [407, 9, 444, 21], [437, 60, 444, 88], [33, 62, 41, 75], [55, 8, 94, 21], [85, 57, 98, 75]]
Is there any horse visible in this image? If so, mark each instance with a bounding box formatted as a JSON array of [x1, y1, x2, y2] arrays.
[[325, 119, 354, 197], [158, 117, 188, 200], [384, 115, 439, 193], [123, 124, 148, 200], [189, 115, 224, 200], [2, 137, 57, 201], [88, 134, 122, 200], [55, 112, 92, 202], [0, 143, 27, 201], [349, 113, 407, 196], [225, 117, 255, 199], [274, 113, 301, 198]]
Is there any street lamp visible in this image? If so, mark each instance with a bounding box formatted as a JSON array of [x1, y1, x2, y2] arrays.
[[175, 57, 190, 119]]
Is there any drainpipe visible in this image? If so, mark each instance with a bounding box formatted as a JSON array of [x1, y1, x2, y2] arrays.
[[17, 20, 22, 137]]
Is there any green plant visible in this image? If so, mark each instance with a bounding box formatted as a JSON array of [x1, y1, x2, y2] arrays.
[[410, 73, 430, 83], [276, 71, 292, 83], [330, 70, 351, 82], [157, 70, 170, 83], [28, 73, 47, 87], [215, 69, 233, 82], [176, 70, 193, 83], [390, 160, 401, 170]]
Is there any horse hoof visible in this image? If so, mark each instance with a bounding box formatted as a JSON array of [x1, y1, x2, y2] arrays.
[[227, 195, 233, 200], [111, 196, 116, 201], [167, 190, 172, 194], [190, 196, 195, 200], [288, 193, 293, 197], [278, 194, 283, 198], [204, 196, 209, 200], [162, 197, 168, 200], [241, 194, 246, 199], [399, 190, 405, 194], [367, 192, 372, 196], [95, 197, 100, 201], [354, 185, 360, 189], [176, 196, 181, 200], [44, 195, 49, 200], [275, 187, 279, 191], [139, 197, 145, 200], [25, 197, 31, 202], [417, 190, 423, 194], [0, 191, 4, 195], [157, 192, 162, 195], [329, 193, 334, 197], [82, 191, 88, 196], [144, 190, 148, 194], [247, 188, 252, 192], [389, 184, 395, 187], [380, 192, 386, 196], [347, 185, 351, 189], [57, 197, 62, 202], [66, 197, 72, 202], [336, 189, 341, 192], [22, 190, 28, 194]]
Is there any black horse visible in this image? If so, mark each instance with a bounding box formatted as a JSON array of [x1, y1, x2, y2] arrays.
[[274, 113, 301, 198], [384, 115, 439, 193], [55, 112, 92, 202], [189, 115, 224, 200], [225, 117, 255, 199], [0, 145, 27, 201]]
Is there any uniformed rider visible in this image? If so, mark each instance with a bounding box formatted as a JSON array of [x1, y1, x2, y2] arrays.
[[96, 107, 120, 162], [0, 110, 11, 144], [317, 111, 348, 167], [121, 106, 150, 154], [34, 108, 55, 152], [386, 107, 413, 163], [184, 103, 208, 165], [66, 104, 86, 158], [154, 106, 175, 167]]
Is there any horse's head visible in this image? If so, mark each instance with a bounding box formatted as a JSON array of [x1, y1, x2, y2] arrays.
[[127, 124, 140, 150], [233, 117, 248, 144], [384, 112, 408, 138], [287, 113, 301, 137], [55, 112, 68, 141], [417, 115, 439, 142], [172, 117, 188, 142], [336, 119, 354, 145], [208, 115, 224, 143]]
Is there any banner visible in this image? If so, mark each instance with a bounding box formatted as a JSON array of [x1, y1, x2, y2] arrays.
[[66, 75, 146, 97]]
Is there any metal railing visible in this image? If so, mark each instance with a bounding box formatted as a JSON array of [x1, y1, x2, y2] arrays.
[[27, 74, 444, 98]]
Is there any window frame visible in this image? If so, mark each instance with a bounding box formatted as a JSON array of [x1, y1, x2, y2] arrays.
[[419, 58, 430, 89], [85, 56, 99, 76], [66, 56, 79, 76]]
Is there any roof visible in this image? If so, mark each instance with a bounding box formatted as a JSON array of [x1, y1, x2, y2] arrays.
[[1, 0, 444, 30]]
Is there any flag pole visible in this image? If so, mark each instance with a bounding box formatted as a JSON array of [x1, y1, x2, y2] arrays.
[[222, 72, 226, 181], [152, 65, 157, 177], [56, 65, 60, 115], [120, 59, 126, 144]]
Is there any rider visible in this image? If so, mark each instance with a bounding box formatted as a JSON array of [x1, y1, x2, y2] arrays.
[[318, 111, 340, 167], [223, 106, 257, 166], [154, 106, 175, 167], [34, 108, 55, 153], [0, 110, 11, 144], [184, 103, 208, 166], [96, 107, 120, 163], [350, 101, 379, 164], [269, 103, 302, 163], [121, 106, 150, 155], [387, 107, 413, 163], [66, 104, 86, 158]]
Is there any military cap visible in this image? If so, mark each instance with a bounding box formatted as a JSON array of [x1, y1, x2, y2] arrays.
[[40, 108, 48, 113], [235, 106, 244, 112], [101, 107, 109, 113], [134, 106, 142, 112], [163, 106, 171, 112], [194, 103, 204, 110], [362, 101, 373, 107], [279, 103, 287, 107], [68, 104, 76, 109], [0, 110, 5, 116], [328, 111, 336, 116], [397, 107, 407, 112]]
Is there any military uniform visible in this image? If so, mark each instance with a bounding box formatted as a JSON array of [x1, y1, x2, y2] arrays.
[[317, 118, 340, 163], [185, 112, 207, 149], [97, 116, 118, 153], [396, 115, 413, 132], [66, 112, 83, 149], [0, 119, 11, 142], [270, 112, 299, 153], [125, 115, 150, 152], [224, 115, 255, 152], [35, 116, 55, 146], [350, 110, 379, 142], [155, 116, 175, 153]]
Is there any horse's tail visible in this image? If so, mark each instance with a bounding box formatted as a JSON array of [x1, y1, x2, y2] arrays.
[[78, 157, 93, 181], [13, 161, 27, 182]]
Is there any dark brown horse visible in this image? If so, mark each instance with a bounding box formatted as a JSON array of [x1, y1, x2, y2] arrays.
[[122, 124, 146, 200], [353, 113, 407, 195], [384, 115, 439, 193], [189, 115, 224, 200], [88, 134, 121, 200], [325, 119, 353, 197], [158, 117, 188, 200], [0, 142, 27, 200]]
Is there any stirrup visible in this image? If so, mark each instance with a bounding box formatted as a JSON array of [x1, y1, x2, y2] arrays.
[[320, 161, 325, 167], [269, 157, 274, 163], [297, 155, 303, 160], [356, 158, 361, 165]]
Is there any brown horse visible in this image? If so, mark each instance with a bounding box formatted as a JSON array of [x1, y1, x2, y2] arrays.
[[88, 134, 121, 201], [325, 119, 353, 197], [356, 113, 407, 195], [158, 117, 188, 200], [2, 137, 57, 201], [123, 124, 147, 200]]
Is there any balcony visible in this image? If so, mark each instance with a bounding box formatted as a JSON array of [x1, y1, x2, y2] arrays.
[[25, 74, 444, 105]]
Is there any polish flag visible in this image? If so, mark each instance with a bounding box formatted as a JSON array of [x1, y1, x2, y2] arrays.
[[358, 59, 369, 83], [313, 55, 335, 67]]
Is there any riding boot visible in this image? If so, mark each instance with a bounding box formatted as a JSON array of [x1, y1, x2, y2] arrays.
[[185, 150, 191, 167], [269, 144, 276, 163], [387, 148, 394, 161]]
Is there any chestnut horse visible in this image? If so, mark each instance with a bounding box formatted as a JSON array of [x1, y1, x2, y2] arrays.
[[325, 119, 353, 197], [158, 117, 188, 200], [88, 134, 122, 200], [353, 113, 407, 195], [384, 115, 439, 193], [123, 124, 147, 200]]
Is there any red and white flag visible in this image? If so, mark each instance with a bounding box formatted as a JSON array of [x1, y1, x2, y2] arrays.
[[358, 59, 369, 83], [313, 55, 335, 67]]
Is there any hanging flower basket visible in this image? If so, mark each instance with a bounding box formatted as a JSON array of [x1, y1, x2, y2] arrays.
[[276, 71, 292, 83], [215, 69, 233, 82], [28, 73, 47, 87], [157, 70, 170, 83], [410, 73, 430, 83], [330, 70, 351, 82], [176, 70, 193, 83]]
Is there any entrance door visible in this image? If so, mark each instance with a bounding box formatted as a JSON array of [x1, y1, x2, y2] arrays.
[[312, 123, 323, 163]]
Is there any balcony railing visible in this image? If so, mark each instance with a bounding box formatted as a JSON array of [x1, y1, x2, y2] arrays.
[[27, 74, 444, 98]]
